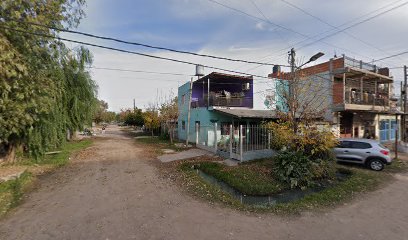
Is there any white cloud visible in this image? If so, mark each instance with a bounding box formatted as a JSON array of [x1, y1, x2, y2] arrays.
[[70, 0, 408, 110]]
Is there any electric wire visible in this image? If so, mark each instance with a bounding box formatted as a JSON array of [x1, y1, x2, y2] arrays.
[[372, 50, 408, 63], [0, 17, 289, 67], [241, 0, 407, 72], [278, 0, 406, 61], [0, 25, 271, 79]]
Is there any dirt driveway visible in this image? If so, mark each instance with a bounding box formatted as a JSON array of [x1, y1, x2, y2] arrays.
[[0, 126, 407, 240]]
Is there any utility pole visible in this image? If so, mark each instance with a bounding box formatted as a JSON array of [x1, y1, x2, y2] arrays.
[[133, 98, 136, 112], [289, 48, 296, 130], [403, 65, 407, 141], [186, 77, 193, 146]]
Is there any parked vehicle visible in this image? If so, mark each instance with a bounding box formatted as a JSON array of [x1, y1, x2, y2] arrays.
[[333, 138, 392, 171]]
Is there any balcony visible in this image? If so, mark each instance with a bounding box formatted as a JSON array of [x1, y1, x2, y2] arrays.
[[344, 90, 389, 106], [191, 92, 248, 108], [189, 72, 254, 109]]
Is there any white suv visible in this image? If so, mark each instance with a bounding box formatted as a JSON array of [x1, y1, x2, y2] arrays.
[[333, 138, 392, 171]]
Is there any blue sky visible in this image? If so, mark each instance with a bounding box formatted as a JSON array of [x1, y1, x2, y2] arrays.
[[64, 0, 408, 111]]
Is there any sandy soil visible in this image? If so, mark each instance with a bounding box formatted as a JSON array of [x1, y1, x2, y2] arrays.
[[0, 126, 407, 240]]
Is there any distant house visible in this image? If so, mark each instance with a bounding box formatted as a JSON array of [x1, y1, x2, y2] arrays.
[[177, 72, 277, 161], [269, 55, 401, 142]]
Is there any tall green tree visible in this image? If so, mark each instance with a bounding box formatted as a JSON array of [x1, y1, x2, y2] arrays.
[[0, 0, 97, 162]]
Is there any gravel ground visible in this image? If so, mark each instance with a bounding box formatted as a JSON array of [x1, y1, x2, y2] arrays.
[[0, 126, 407, 240]]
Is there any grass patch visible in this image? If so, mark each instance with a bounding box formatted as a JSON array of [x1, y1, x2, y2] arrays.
[[178, 163, 242, 207], [0, 139, 92, 218], [20, 139, 93, 167], [176, 158, 404, 214], [135, 136, 187, 154], [0, 172, 33, 217], [197, 161, 282, 195], [271, 167, 383, 213]]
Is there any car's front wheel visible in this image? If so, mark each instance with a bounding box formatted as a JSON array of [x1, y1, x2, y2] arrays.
[[367, 158, 384, 171]]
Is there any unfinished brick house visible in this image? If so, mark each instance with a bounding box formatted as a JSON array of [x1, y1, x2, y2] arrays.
[[269, 55, 400, 142]]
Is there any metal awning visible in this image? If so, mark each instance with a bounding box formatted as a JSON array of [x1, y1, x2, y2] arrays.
[[214, 108, 278, 119]]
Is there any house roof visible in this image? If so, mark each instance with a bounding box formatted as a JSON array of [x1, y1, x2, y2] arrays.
[[214, 108, 278, 119], [195, 72, 253, 83]]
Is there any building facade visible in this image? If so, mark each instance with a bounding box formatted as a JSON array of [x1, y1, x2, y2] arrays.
[[269, 55, 400, 142]]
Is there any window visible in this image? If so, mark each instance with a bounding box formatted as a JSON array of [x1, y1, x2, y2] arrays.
[[182, 121, 186, 130], [351, 141, 372, 149], [337, 141, 352, 148], [181, 94, 186, 105]]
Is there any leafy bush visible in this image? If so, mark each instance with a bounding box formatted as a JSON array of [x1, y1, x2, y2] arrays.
[[273, 151, 336, 188], [264, 121, 338, 161], [273, 151, 313, 188]]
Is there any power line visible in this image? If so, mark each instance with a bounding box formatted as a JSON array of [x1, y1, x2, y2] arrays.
[[207, 0, 358, 56], [372, 50, 408, 62], [206, 0, 305, 38], [0, 25, 271, 79], [242, 0, 407, 71], [278, 0, 403, 59], [206, 0, 395, 65], [1, 17, 289, 67], [88, 66, 194, 77], [297, 1, 408, 51]]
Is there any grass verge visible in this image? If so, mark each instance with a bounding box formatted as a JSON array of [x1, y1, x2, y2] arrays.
[[176, 159, 404, 214], [135, 136, 188, 155], [0, 172, 33, 217], [21, 139, 93, 167], [197, 161, 282, 195], [0, 139, 93, 217]]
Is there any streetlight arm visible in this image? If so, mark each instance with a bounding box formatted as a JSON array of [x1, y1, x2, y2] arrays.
[[296, 52, 325, 70]]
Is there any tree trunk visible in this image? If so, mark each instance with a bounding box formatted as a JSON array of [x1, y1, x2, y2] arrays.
[[151, 129, 154, 137], [4, 144, 17, 164], [169, 126, 173, 144]]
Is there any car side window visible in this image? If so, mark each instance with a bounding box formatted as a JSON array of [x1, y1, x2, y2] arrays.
[[351, 141, 372, 149], [337, 141, 352, 148]]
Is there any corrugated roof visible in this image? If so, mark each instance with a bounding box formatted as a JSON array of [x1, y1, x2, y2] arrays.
[[214, 108, 278, 119]]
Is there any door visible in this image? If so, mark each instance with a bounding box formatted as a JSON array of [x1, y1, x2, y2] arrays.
[[334, 140, 369, 163], [349, 141, 372, 162], [334, 141, 354, 161]]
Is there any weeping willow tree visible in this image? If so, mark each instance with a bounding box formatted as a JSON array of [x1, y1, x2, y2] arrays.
[[0, 0, 97, 162]]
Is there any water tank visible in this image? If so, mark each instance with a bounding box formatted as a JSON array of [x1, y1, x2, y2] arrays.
[[272, 65, 281, 74], [195, 65, 205, 76]]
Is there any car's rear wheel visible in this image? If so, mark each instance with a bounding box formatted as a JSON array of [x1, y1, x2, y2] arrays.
[[367, 158, 384, 171]]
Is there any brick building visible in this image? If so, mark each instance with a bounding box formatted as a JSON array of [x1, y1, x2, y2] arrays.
[[269, 55, 400, 142]]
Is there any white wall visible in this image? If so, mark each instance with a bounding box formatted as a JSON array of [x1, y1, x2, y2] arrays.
[[252, 78, 275, 110]]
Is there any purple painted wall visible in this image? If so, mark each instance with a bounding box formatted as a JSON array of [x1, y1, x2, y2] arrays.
[[191, 78, 253, 108]]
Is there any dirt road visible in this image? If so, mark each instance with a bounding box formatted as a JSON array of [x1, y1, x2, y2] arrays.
[[0, 127, 407, 240]]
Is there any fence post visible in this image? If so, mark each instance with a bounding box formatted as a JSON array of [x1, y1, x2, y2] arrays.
[[229, 124, 233, 158], [214, 122, 218, 153], [239, 125, 243, 161], [195, 122, 199, 145]]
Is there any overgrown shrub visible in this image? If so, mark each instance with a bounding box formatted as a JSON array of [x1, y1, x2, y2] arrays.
[[273, 151, 313, 188], [265, 121, 338, 160], [273, 151, 336, 189]]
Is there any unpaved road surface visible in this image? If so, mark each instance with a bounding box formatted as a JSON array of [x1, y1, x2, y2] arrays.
[[1, 126, 407, 240]]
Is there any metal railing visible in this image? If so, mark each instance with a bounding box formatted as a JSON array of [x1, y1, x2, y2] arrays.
[[194, 123, 273, 161], [344, 91, 389, 106], [344, 56, 377, 72], [191, 96, 247, 108]]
